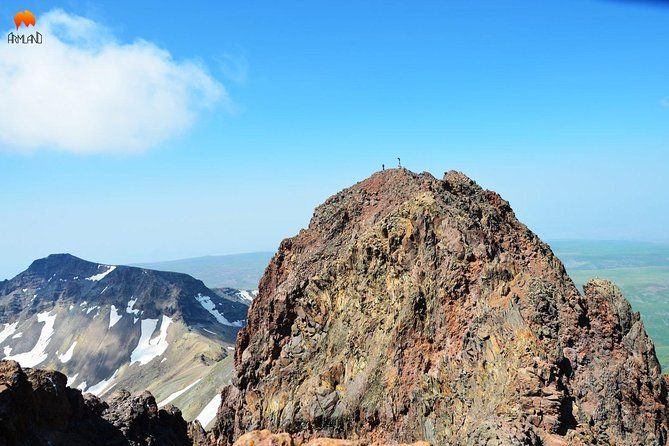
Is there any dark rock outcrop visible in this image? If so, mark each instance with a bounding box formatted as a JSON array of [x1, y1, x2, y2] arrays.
[[211, 169, 669, 445], [0, 359, 199, 446]]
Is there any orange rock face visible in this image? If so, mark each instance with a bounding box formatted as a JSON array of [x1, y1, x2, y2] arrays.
[[229, 430, 430, 446], [232, 429, 293, 446]]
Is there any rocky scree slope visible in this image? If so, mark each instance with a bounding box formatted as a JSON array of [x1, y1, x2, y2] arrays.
[[212, 169, 669, 445], [0, 254, 249, 422]]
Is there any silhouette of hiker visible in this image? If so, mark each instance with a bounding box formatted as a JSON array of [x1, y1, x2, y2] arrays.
[[398, 157, 401, 168], [382, 164, 385, 171]]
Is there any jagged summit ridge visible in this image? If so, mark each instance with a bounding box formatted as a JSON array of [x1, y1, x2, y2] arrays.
[[17, 253, 116, 283], [17, 253, 212, 288], [1, 253, 248, 324], [212, 169, 668, 445]]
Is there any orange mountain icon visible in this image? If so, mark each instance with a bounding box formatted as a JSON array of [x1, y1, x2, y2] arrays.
[[14, 10, 36, 30]]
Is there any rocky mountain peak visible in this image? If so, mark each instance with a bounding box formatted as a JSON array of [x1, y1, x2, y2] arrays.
[[20, 253, 110, 281], [1, 253, 249, 324], [213, 169, 669, 445]]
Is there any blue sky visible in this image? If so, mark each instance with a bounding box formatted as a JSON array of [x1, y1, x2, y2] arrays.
[[0, 0, 668, 279]]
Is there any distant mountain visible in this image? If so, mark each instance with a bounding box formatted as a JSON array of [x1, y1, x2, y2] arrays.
[[0, 253, 250, 425], [213, 287, 257, 305], [132, 252, 273, 289]]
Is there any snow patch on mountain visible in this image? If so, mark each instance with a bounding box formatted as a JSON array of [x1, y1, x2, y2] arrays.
[[58, 341, 77, 363], [88, 369, 119, 396], [195, 294, 244, 327], [109, 305, 123, 328], [85, 305, 99, 315], [130, 316, 172, 365], [0, 322, 18, 344], [238, 290, 254, 302], [67, 373, 78, 386], [85, 265, 116, 282], [196, 393, 222, 428], [126, 297, 140, 315], [5, 311, 56, 368], [157, 378, 202, 407]]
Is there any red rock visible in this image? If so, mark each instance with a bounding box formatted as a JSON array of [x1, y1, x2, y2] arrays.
[[211, 169, 669, 445]]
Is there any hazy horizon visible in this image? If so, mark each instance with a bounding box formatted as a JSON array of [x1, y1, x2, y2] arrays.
[[3, 238, 669, 282]]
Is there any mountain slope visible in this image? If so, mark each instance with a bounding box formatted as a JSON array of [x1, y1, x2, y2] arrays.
[[212, 169, 669, 445], [0, 254, 249, 422]]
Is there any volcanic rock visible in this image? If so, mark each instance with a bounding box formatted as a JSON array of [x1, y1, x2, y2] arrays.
[[211, 169, 669, 445], [0, 359, 199, 445]]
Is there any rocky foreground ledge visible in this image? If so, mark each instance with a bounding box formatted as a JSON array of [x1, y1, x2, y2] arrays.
[[0, 359, 205, 445], [0, 359, 422, 446], [228, 430, 429, 445], [0, 361, 429, 446]]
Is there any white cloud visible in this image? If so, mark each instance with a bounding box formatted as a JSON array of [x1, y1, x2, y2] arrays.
[[0, 10, 226, 154]]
